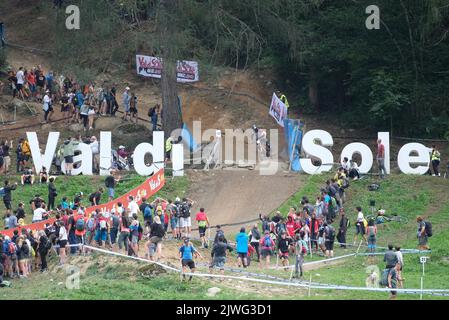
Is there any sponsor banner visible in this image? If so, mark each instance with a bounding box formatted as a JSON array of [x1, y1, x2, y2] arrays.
[[269, 93, 288, 127], [136, 55, 199, 83], [0, 169, 165, 238]]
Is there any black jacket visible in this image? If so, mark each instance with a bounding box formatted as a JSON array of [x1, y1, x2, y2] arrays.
[[2, 184, 16, 201], [211, 241, 233, 258], [150, 223, 165, 238]]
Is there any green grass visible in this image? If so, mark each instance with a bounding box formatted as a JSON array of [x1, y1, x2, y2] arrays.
[[265, 173, 449, 300], [2, 172, 449, 300]]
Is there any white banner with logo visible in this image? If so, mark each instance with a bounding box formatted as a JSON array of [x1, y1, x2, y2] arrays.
[[136, 55, 199, 83], [269, 93, 288, 127]]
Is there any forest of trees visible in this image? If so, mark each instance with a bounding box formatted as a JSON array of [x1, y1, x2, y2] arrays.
[[42, 0, 449, 138]]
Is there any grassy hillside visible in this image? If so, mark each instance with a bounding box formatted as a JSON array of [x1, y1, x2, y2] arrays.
[[1, 172, 448, 300]]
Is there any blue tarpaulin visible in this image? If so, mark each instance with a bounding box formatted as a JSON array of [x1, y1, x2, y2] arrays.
[[283, 119, 303, 172], [181, 123, 200, 152]]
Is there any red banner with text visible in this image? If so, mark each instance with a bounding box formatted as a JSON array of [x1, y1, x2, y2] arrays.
[[0, 169, 165, 238]]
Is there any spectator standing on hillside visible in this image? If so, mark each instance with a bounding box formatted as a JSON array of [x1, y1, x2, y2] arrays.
[[122, 87, 131, 121], [16, 67, 25, 99], [105, 170, 120, 201], [2, 180, 17, 216], [90, 136, 100, 173], [62, 137, 79, 176], [1, 140, 11, 175], [37, 231, 50, 272], [80, 100, 90, 131], [47, 177, 57, 210], [294, 233, 307, 278], [416, 216, 430, 250], [42, 90, 53, 123], [430, 145, 441, 176], [130, 93, 138, 124], [376, 139, 387, 179], [383, 244, 398, 269], [395, 246, 404, 288], [388, 262, 401, 300], [110, 86, 119, 116], [353, 206, 367, 245], [337, 209, 349, 249], [277, 232, 291, 270], [366, 219, 377, 255], [324, 222, 336, 258], [249, 223, 261, 262]]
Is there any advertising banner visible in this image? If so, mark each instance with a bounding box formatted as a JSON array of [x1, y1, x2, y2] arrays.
[[269, 93, 288, 127], [0, 169, 165, 238], [136, 55, 199, 82]]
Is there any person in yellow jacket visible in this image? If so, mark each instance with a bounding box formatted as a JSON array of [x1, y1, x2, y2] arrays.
[[165, 136, 174, 162], [431, 145, 441, 176], [279, 93, 289, 109]]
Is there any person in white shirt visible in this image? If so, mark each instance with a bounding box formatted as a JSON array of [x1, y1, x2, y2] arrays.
[[32, 204, 47, 223], [127, 196, 140, 218], [341, 157, 350, 173], [16, 67, 25, 98], [90, 136, 100, 173], [42, 90, 53, 123], [353, 206, 367, 244], [58, 221, 68, 265]]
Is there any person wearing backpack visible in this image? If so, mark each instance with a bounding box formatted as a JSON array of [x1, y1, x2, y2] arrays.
[[417, 216, 430, 250], [74, 211, 87, 253], [94, 212, 108, 248], [248, 223, 261, 262], [353, 206, 367, 245], [259, 230, 275, 269], [324, 222, 336, 258], [210, 234, 234, 276], [180, 197, 194, 238]]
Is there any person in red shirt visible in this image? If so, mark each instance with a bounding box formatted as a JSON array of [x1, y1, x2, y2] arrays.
[[377, 139, 387, 179], [286, 216, 296, 239], [26, 70, 36, 100], [195, 208, 210, 248]]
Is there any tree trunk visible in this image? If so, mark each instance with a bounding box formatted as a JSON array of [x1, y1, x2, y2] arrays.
[[161, 59, 182, 138], [159, 0, 183, 138], [309, 65, 319, 112]]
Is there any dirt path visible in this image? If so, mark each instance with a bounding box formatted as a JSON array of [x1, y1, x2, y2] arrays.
[[186, 169, 303, 234]]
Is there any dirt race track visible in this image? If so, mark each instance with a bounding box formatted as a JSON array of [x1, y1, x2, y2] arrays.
[[186, 169, 303, 234]]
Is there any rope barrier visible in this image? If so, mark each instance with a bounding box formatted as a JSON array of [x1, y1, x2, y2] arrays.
[[78, 244, 449, 296]]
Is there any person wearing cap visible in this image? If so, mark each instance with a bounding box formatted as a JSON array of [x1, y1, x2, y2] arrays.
[[179, 238, 202, 281], [213, 225, 227, 245], [42, 89, 53, 123], [122, 87, 131, 121]]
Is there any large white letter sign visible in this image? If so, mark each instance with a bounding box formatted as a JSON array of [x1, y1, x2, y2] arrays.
[[299, 130, 334, 174], [172, 144, 184, 177], [134, 131, 164, 176], [341, 143, 373, 174], [99, 131, 112, 176], [62, 143, 93, 175], [397, 143, 430, 175], [27, 132, 59, 174]]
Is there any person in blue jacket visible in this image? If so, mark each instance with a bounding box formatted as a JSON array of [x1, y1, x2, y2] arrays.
[[235, 227, 249, 268]]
